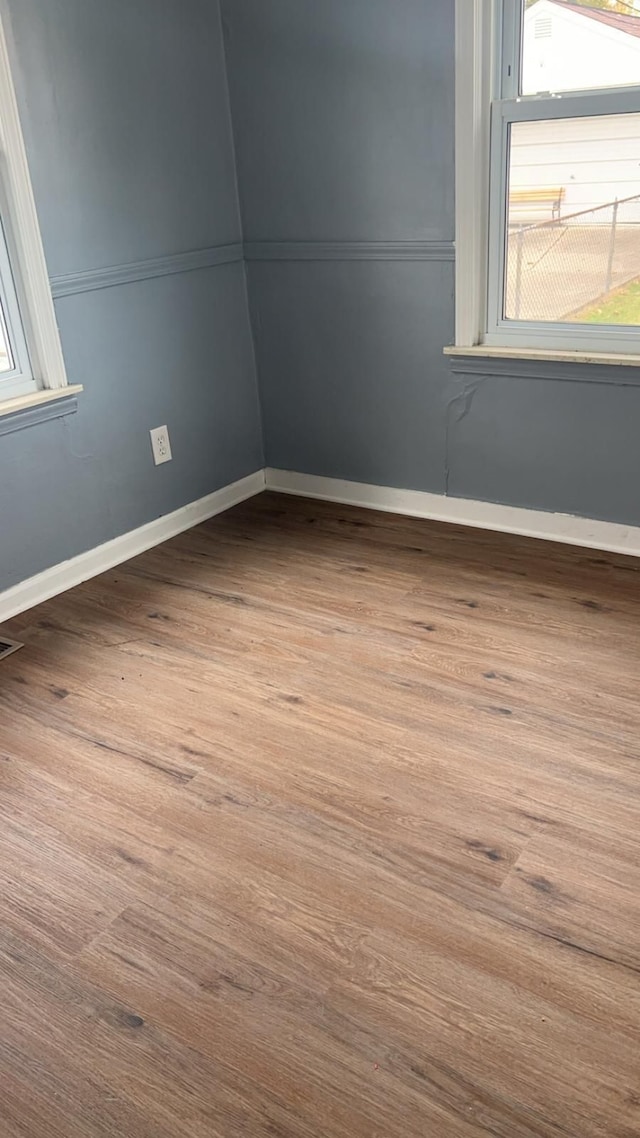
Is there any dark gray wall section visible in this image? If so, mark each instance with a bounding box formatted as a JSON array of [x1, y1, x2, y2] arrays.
[[249, 260, 451, 490], [224, 0, 640, 526], [1, 0, 263, 592], [222, 0, 454, 242]]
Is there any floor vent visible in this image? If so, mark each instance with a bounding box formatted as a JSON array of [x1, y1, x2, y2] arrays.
[[0, 638, 24, 661]]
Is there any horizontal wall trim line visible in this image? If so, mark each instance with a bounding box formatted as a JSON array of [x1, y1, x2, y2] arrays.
[[0, 469, 265, 624], [49, 240, 455, 298], [0, 393, 78, 437], [265, 469, 640, 559], [244, 240, 455, 262], [50, 243, 244, 298], [448, 353, 640, 386]]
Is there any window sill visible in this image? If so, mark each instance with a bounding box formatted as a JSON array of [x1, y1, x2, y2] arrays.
[[443, 345, 640, 368], [0, 384, 83, 435]]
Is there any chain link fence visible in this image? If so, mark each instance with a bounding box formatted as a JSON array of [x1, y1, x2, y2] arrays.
[[505, 192, 640, 323]]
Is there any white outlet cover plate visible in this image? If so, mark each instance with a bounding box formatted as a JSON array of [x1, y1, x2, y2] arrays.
[[150, 425, 172, 466]]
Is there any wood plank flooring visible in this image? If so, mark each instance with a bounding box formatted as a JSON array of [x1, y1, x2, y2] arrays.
[[1, 490, 640, 1137]]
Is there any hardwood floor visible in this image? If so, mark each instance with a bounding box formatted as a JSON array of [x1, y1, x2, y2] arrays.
[[1, 490, 640, 1137]]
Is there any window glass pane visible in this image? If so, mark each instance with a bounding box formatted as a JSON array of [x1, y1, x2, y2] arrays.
[[0, 299, 13, 372], [505, 112, 640, 324], [522, 1, 640, 95]]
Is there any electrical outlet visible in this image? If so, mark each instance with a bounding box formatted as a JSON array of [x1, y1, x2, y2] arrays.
[[150, 425, 172, 466]]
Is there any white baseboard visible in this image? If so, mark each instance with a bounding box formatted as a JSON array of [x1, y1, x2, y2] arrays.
[[0, 469, 265, 625], [4, 465, 638, 625], [265, 468, 640, 559]]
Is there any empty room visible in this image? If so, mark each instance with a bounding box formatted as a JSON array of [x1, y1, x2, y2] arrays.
[[1, 1, 639, 1135]]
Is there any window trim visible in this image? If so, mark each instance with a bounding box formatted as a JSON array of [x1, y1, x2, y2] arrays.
[[0, 207, 34, 394], [487, 89, 640, 354], [454, 0, 492, 349], [452, 0, 640, 362], [0, 8, 70, 399]]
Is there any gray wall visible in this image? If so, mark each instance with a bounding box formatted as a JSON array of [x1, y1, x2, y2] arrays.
[[222, 0, 640, 526], [4, 0, 638, 598], [1, 0, 263, 592]]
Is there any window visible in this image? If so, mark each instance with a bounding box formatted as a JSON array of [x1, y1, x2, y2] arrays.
[[453, 0, 640, 360], [0, 210, 38, 401], [0, 13, 71, 407]]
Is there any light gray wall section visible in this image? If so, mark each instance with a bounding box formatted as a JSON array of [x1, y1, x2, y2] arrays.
[[7, 0, 243, 275], [223, 0, 640, 526], [1, 0, 263, 592]]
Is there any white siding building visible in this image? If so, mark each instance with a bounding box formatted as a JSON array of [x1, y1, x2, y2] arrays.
[[513, 1, 640, 219], [523, 0, 640, 95]]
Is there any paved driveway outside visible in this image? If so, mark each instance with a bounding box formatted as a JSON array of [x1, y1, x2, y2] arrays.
[[505, 222, 640, 323]]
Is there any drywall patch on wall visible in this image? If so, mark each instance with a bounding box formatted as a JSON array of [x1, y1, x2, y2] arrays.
[[443, 376, 485, 496]]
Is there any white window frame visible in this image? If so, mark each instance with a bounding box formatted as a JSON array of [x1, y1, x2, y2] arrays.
[[451, 0, 640, 365], [0, 8, 75, 408]]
